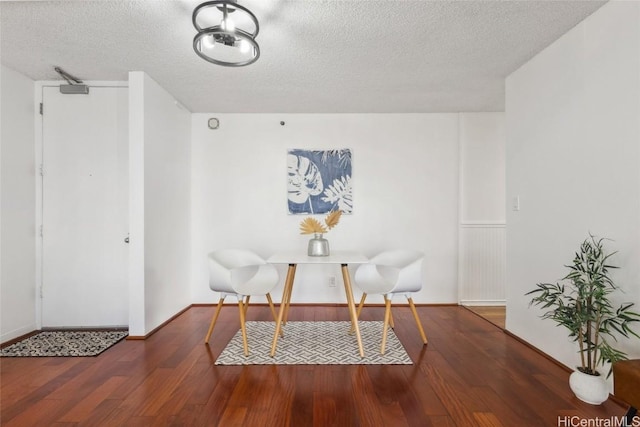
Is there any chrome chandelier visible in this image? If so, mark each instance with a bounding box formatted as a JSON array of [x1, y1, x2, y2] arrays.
[[192, 0, 260, 67]]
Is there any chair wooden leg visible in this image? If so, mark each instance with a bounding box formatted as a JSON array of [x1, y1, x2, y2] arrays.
[[385, 295, 395, 329], [243, 296, 251, 316], [350, 293, 368, 334], [266, 293, 283, 337], [356, 293, 367, 318], [408, 297, 427, 344], [205, 297, 225, 343], [266, 293, 277, 321], [381, 296, 392, 354], [238, 298, 249, 356]]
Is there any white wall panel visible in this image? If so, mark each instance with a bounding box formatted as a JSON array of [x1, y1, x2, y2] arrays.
[[506, 1, 640, 380], [458, 113, 506, 305], [458, 224, 506, 305], [129, 71, 191, 336], [459, 113, 505, 223], [0, 65, 36, 342], [191, 114, 460, 304]]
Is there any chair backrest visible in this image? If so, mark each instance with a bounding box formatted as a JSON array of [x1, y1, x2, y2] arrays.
[[207, 249, 278, 296], [208, 249, 264, 292], [373, 249, 424, 294], [210, 249, 266, 270], [355, 249, 424, 295], [370, 249, 424, 269]]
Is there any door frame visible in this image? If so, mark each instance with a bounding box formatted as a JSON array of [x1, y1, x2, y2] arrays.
[[34, 80, 128, 329]]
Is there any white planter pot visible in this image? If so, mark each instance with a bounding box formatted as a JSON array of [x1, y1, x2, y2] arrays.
[[569, 369, 609, 405]]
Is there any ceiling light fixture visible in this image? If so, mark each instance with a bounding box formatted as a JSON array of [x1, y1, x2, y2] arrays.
[[192, 0, 260, 67]]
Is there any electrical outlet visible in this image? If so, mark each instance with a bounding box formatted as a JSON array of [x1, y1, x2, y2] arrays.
[[512, 195, 520, 211], [328, 276, 336, 287]]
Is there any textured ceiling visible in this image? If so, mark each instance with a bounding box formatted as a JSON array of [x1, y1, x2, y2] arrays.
[[0, 0, 606, 113]]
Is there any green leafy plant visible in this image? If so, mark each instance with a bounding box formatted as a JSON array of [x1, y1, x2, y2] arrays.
[[526, 235, 640, 377]]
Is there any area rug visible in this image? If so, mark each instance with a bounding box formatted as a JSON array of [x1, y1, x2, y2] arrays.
[[215, 321, 412, 365], [0, 330, 128, 357]]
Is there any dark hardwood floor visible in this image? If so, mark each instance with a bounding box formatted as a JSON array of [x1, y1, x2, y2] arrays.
[[464, 306, 506, 329], [0, 305, 628, 426]]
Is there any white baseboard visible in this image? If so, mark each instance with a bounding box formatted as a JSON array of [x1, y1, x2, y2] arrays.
[[1, 323, 38, 344], [459, 300, 506, 307]]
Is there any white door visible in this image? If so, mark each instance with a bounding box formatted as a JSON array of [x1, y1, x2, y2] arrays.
[[41, 86, 128, 327]]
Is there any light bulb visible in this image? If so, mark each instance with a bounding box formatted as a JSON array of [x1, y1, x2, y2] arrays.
[[239, 39, 250, 53], [221, 18, 235, 32], [203, 34, 215, 49]]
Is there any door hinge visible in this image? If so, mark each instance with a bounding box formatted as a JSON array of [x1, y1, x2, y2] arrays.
[[39, 164, 44, 177], [40, 224, 43, 237], [39, 103, 43, 115]]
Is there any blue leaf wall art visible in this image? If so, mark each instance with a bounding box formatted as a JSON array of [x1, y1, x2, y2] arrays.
[[287, 149, 352, 214]]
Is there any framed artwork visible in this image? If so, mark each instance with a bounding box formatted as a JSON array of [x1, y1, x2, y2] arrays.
[[287, 149, 352, 214]]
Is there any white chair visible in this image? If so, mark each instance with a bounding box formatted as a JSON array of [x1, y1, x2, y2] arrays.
[[354, 249, 428, 354], [205, 249, 280, 356]]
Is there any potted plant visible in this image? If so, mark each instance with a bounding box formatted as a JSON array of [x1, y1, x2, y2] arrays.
[[299, 210, 342, 256], [527, 235, 640, 404]]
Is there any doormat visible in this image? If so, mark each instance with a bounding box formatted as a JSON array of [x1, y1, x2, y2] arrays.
[[215, 321, 413, 365], [1, 330, 128, 357]]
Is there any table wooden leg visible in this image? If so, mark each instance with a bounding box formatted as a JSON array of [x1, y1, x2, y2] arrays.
[[283, 266, 295, 325], [270, 264, 296, 357], [266, 293, 283, 337], [341, 264, 364, 358]]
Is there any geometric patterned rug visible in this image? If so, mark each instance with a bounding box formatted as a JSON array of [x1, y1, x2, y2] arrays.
[[0, 330, 128, 357], [215, 321, 412, 365]]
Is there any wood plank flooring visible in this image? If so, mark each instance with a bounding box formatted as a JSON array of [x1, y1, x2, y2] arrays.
[[0, 305, 628, 426], [464, 306, 506, 329]]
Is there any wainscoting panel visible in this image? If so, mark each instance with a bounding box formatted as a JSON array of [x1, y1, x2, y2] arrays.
[[458, 223, 506, 305]]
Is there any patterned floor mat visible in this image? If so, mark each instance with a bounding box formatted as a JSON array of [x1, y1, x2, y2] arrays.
[[215, 321, 413, 365], [1, 330, 128, 357]]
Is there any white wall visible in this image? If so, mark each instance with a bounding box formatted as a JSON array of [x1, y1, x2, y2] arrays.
[[191, 113, 461, 304], [506, 0, 640, 379], [458, 113, 506, 305], [459, 113, 505, 224], [0, 65, 36, 342], [0, 70, 504, 338], [129, 72, 191, 336]]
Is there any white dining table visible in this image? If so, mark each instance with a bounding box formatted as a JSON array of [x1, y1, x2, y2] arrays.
[[267, 250, 369, 358]]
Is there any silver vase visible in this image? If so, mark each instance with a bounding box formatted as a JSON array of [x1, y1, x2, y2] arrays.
[[308, 233, 330, 256]]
